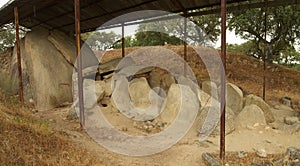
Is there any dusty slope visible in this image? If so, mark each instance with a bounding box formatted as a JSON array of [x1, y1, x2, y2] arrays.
[[0, 94, 105, 165]]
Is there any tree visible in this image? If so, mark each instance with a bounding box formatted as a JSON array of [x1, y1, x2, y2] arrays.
[[226, 41, 258, 58], [81, 31, 121, 50], [0, 23, 27, 52], [113, 36, 139, 49], [228, 4, 300, 62], [133, 14, 220, 46]]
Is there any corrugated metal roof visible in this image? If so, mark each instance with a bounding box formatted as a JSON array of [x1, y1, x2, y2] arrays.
[[0, 0, 299, 33]]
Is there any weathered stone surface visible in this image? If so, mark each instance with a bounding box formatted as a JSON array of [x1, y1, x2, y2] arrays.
[[83, 79, 104, 109], [129, 77, 151, 109], [197, 88, 233, 136], [202, 81, 218, 99], [244, 94, 275, 123], [158, 84, 181, 124], [176, 75, 199, 95], [103, 77, 113, 97], [286, 147, 300, 160], [202, 153, 221, 166], [235, 104, 266, 128], [25, 28, 73, 110], [111, 75, 165, 121], [94, 80, 105, 102], [255, 149, 268, 158], [147, 68, 175, 95], [48, 30, 98, 69], [284, 116, 299, 125], [226, 83, 243, 115], [281, 96, 292, 107], [98, 57, 135, 74], [158, 84, 199, 125], [197, 89, 213, 108], [198, 105, 235, 137]]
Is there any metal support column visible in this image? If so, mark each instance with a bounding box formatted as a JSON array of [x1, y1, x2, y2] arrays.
[[14, 6, 24, 105], [75, 0, 84, 127], [122, 23, 125, 57], [184, 11, 187, 76], [220, 0, 227, 163], [263, 0, 268, 100]]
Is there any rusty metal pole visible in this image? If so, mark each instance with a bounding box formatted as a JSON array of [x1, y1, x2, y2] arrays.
[[220, 0, 226, 163], [263, 0, 268, 100], [75, 0, 84, 127], [122, 23, 125, 57], [14, 6, 24, 105], [184, 11, 187, 76]]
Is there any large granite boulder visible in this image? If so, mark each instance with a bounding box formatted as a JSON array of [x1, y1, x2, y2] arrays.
[[244, 94, 275, 123], [235, 104, 267, 128], [23, 27, 97, 110]]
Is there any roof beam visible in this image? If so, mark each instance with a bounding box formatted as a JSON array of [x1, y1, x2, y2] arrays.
[[29, 0, 105, 29], [53, 0, 159, 31], [94, 0, 300, 32]]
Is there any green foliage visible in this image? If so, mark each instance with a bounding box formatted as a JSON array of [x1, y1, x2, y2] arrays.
[[132, 15, 220, 47], [0, 24, 27, 52], [113, 36, 139, 49], [226, 41, 258, 58], [134, 31, 182, 46], [81, 31, 121, 50], [227, 42, 300, 70], [228, 4, 300, 62]]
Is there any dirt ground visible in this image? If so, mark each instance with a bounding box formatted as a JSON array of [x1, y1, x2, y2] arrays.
[[1, 46, 300, 165]]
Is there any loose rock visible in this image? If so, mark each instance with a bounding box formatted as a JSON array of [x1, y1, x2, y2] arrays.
[[284, 116, 299, 125]]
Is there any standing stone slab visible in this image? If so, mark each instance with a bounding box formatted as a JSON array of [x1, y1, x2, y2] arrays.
[[226, 83, 243, 115], [202, 81, 218, 100], [129, 77, 151, 109], [25, 28, 73, 110], [244, 94, 275, 123]]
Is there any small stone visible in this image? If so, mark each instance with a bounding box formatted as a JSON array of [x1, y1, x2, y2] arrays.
[[286, 147, 300, 160], [198, 141, 210, 148], [202, 153, 221, 166], [253, 123, 260, 127], [264, 140, 272, 144], [237, 151, 248, 158], [284, 116, 299, 125], [247, 125, 255, 130], [265, 126, 270, 130], [146, 120, 152, 126], [156, 121, 164, 127], [255, 149, 267, 158], [29, 98, 34, 104], [281, 96, 292, 107], [259, 131, 263, 134], [143, 125, 149, 130]]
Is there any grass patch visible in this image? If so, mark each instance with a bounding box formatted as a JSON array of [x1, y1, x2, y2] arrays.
[[0, 94, 104, 165]]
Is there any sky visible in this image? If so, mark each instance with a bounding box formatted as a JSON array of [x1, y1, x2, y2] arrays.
[[0, 0, 9, 9], [0, 0, 246, 48]]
